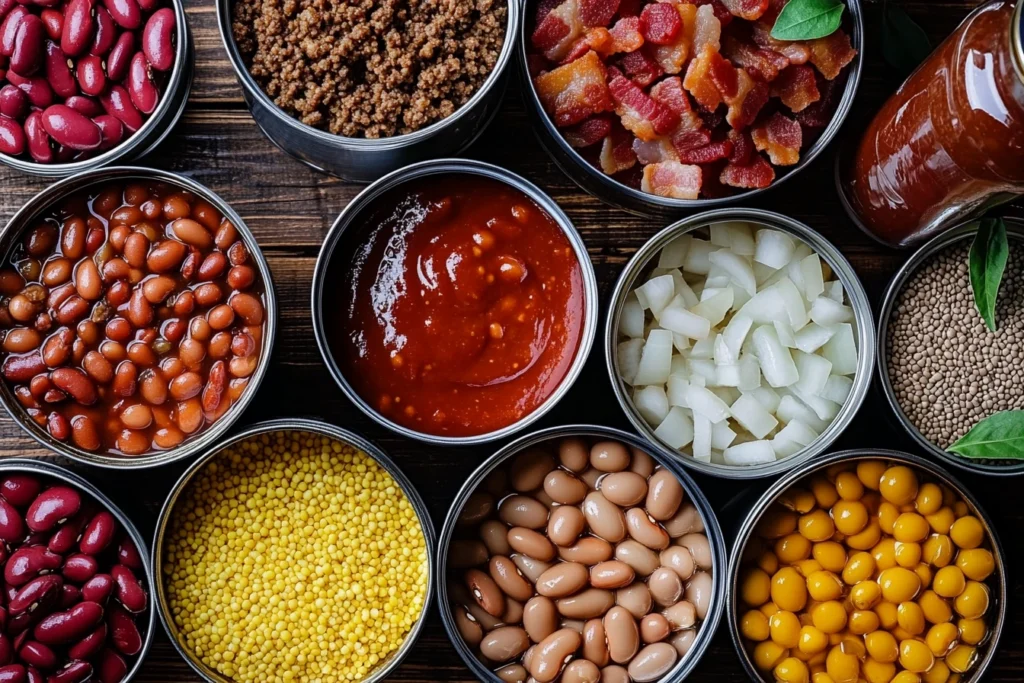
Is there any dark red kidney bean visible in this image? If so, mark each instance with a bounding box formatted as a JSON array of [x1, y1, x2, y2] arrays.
[[25, 667, 40, 683], [46, 661, 89, 683], [111, 361, 136, 397], [105, 605, 137, 656], [2, 352, 45, 383], [102, 0, 139, 29], [47, 513, 87, 554], [5, 583, 20, 604], [0, 7, 28, 57], [98, 86, 141, 132], [45, 413, 68, 441], [48, 368, 96, 405], [93, 115, 123, 151], [60, 555, 96, 584], [43, 42, 75, 99], [96, 649, 124, 683], [54, 295, 88, 325], [0, 634, 12, 665], [0, 84, 27, 118], [63, 95, 100, 117], [9, 576, 62, 617], [108, 566, 144, 614], [0, 664, 24, 683], [10, 15, 43, 76], [197, 252, 226, 281], [141, 7, 172, 71], [33, 601, 102, 645], [126, 52, 157, 114], [115, 538, 141, 571], [41, 390, 65, 405], [39, 10, 61, 41], [0, 499, 22, 543], [17, 641, 54, 670], [78, 512, 115, 555], [59, 0, 92, 57], [26, 487, 82, 533], [40, 105, 101, 151], [88, 7, 114, 55], [74, 55, 104, 96], [9, 75, 52, 108], [0, 475, 40, 508], [4, 547, 62, 586], [0, 117, 24, 156], [68, 416, 99, 452], [104, 31, 131, 81], [56, 585, 78, 610], [0, 609, 6, 636], [79, 575, 111, 604], [41, 328, 72, 368], [66, 623, 104, 660], [24, 112, 53, 162]]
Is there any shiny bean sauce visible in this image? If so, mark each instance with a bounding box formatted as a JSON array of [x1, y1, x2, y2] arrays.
[[0, 180, 266, 457]]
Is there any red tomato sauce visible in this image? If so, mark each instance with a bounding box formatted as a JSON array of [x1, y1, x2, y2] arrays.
[[324, 175, 587, 437]]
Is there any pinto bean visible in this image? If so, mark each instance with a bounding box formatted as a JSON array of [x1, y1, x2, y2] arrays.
[[489, 556, 534, 603], [625, 509, 670, 550], [522, 597, 557, 644], [528, 629, 580, 683], [506, 528, 555, 562], [547, 507, 584, 548], [465, 569, 505, 618], [535, 563, 588, 599], [480, 627, 529, 663], [603, 606, 639, 664]]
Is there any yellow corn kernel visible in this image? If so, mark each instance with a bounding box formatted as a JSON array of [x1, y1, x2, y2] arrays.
[[955, 548, 995, 581], [875, 602, 899, 630], [799, 509, 836, 543], [948, 516, 984, 550], [841, 552, 876, 585], [895, 541, 922, 568], [878, 502, 901, 535], [793, 559, 825, 578], [809, 476, 840, 510], [850, 580, 882, 610], [917, 590, 953, 625], [742, 609, 771, 641], [831, 500, 868, 536], [772, 567, 809, 612], [760, 550, 781, 575], [776, 533, 813, 564], [953, 501, 969, 518], [811, 601, 847, 634], [872, 538, 898, 571], [897, 601, 926, 635], [806, 571, 843, 602], [878, 567, 922, 603], [761, 601, 782, 618], [914, 563, 933, 588], [957, 617, 987, 646], [834, 472, 864, 502], [781, 488, 817, 514], [845, 519, 882, 551], [892, 673, 922, 683], [847, 609, 880, 635], [753, 640, 789, 670], [926, 507, 956, 535], [798, 625, 829, 655], [893, 513, 930, 543]]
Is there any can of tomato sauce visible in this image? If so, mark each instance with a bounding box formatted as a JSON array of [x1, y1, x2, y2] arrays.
[[311, 159, 599, 445], [839, 0, 1024, 247]]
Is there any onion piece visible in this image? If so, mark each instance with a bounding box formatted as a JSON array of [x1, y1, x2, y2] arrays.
[[723, 314, 753, 359], [773, 277, 809, 330], [793, 323, 835, 354], [745, 385, 781, 414], [620, 296, 646, 338], [711, 420, 737, 450], [658, 235, 692, 269], [793, 350, 833, 396], [685, 384, 731, 423], [633, 329, 674, 386], [809, 296, 854, 326], [709, 250, 756, 296], [659, 298, 712, 340], [820, 375, 853, 405], [655, 407, 694, 448], [822, 323, 858, 375], [640, 274, 675, 314], [774, 319, 796, 348], [825, 280, 844, 303], [714, 334, 737, 367], [754, 229, 796, 269], [691, 289, 734, 327], [635, 385, 671, 425], [667, 374, 690, 407], [776, 394, 829, 432], [618, 339, 644, 385], [730, 393, 779, 439], [752, 325, 799, 388], [723, 440, 776, 465], [683, 238, 715, 274], [670, 270, 700, 307], [775, 419, 818, 446], [790, 385, 840, 422], [800, 253, 825, 301], [738, 354, 762, 391], [692, 413, 712, 462]]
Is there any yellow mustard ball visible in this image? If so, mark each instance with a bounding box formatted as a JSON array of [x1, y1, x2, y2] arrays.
[[847, 610, 880, 635], [949, 516, 984, 550], [955, 548, 995, 581], [841, 552, 876, 585], [741, 610, 771, 641], [772, 567, 809, 613], [862, 657, 896, 683], [774, 656, 810, 683], [824, 645, 859, 683], [856, 460, 887, 491], [957, 618, 987, 646], [798, 625, 828, 655], [810, 601, 846, 634], [893, 513, 930, 544], [953, 581, 989, 620], [878, 567, 921, 604], [945, 644, 977, 673], [891, 672, 922, 683], [760, 508, 799, 540], [878, 502, 901, 535], [915, 483, 943, 516], [163, 431, 429, 683], [932, 566, 966, 598], [922, 535, 954, 568], [743, 568, 773, 606], [812, 542, 847, 573], [879, 466, 919, 506], [831, 500, 868, 537], [895, 541, 922, 569], [799, 510, 835, 543], [926, 508, 956, 536], [898, 639, 934, 673], [776, 533, 813, 564], [810, 477, 840, 509], [850, 580, 881, 610], [896, 601, 926, 635], [834, 472, 864, 502], [865, 630, 899, 663], [754, 640, 789, 670], [806, 571, 843, 602], [917, 590, 953, 625], [925, 622, 958, 657], [770, 611, 803, 649], [920, 660, 950, 683]]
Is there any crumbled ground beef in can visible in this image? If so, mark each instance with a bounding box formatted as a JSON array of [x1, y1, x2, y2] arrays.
[[232, 0, 507, 138]]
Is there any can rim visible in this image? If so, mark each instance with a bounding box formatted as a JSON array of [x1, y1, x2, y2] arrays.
[[517, 0, 864, 213], [214, 0, 520, 151], [150, 417, 437, 683], [1012, 0, 1024, 84], [310, 158, 599, 446], [875, 216, 1024, 475], [725, 448, 1009, 683], [0, 1, 193, 176], [0, 165, 278, 469], [435, 424, 727, 683], [0, 458, 156, 682], [604, 208, 876, 479]]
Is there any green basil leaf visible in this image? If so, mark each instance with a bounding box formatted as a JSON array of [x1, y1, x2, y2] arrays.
[[771, 0, 845, 41], [948, 410, 1024, 459], [881, 3, 931, 78], [968, 217, 1009, 332]]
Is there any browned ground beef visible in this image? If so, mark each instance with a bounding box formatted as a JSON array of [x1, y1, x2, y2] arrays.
[[233, 0, 507, 138]]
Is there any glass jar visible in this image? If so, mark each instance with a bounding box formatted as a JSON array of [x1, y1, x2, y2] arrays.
[[841, 0, 1024, 247]]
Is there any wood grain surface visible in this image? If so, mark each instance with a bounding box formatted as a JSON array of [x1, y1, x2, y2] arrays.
[[1, 0, 1022, 680]]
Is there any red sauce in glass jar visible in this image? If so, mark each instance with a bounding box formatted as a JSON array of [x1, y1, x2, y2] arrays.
[[325, 175, 587, 437], [843, 0, 1024, 247]]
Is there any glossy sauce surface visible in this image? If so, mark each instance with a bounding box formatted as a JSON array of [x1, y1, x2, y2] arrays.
[[326, 175, 586, 437], [845, 0, 1024, 246]]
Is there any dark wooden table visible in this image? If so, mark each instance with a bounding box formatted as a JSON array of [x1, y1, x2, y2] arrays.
[[1, 0, 1022, 680]]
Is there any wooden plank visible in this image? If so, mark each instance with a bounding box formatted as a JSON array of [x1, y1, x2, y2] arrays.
[[1, 0, 1023, 680]]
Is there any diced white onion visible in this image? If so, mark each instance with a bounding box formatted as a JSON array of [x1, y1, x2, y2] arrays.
[[618, 339, 644, 385], [692, 413, 712, 462], [690, 336, 715, 359], [727, 223, 755, 256], [809, 296, 854, 326], [774, 319, 796, 348], [635, 385, 670, 425], [619, 296, 645, 339], [730, 393, 779, 439], [746, 386, 781, 414], [738, 354, 762, 392], [709, 250, 756, 297], [633, 329, 673, 386], [685, 385, 731, 423], [711, 420, 737, 450], [800, 253, 825, 301], [654, 407, 694, 448], [771, 437, 803, 458], [667, 374, 690, 407], [723, 314, 753, 359], [791, 386, 841, 422], [670, 270, 699, 307], [714, 334, 737, 366], [640, 274, 675, 315], [754, 229, 795, 269], [773, 277, 809, 330], [683, 238, 715, 274], [723, 440, 776, 465], [709, 223, 732, 248], [691, 288, 733, 327], [752, 325, 799, 388], [793, 350, 833, 396], [710, 386, 740, 406], [775, 419, 818, 446], [658, 298, 711, 340], [825, 280, 844, 303], [776, 394, 829, 433], [820, 375, 853, 405], [689, 358, 718, 383], [822, 323, 858, 376], [658, 235, 691, 269], [716, 364, 742, 387], [793, 323, 835, 354]]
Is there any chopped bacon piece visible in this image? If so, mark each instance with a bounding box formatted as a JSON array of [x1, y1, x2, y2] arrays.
[[535, 51, 613, 127], [649, 4, 696, 74], [607, 67, 680, 140], [580, 0, 621, 27], [536, 0, 563, 24], [619, 48, 664, 86], [723, 68, 768, 130], [727, 129, 755, 164], [641, 161, 703, 198], [527, 54, 550, 78], [770, 64, 820, 112], [609, 16, 645, 53], [681, 0, 734, 27], [707, 50, 739, 98], [721, 35, 789, 81], [760, 0, 787, 23], [807, 29, 857, 80], [617, 0, 643, 16], [562, 27, 614, 63], [672, 127, 712, 155], [532, 0, 585, 61], [677, 139, 733, 163], [564, 115, 614, 147], [719, 0, 768, 21], [683, 46, 724, 111], [692, 4, 723, 55], [750, 22, 810, 64], [633, 136, 680, 164], [720, 153, 775, 188], [794, 72, 839, 128], [650, 76, 705, 131], [640, 3, 682, 44], [600, 123, 638, 174], [751, 112, 802, 165]]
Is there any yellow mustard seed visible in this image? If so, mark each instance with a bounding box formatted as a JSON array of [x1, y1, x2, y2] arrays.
[[164, 431, 429, 682]]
